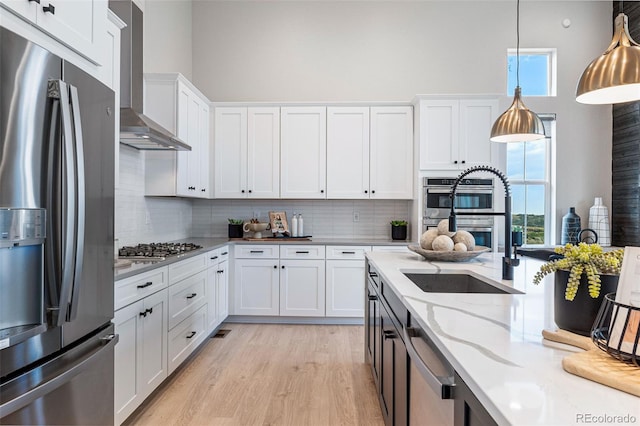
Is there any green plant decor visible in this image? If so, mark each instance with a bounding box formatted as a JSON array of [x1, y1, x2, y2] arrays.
[[228, 218, 243, 225], [533, 243, 624, 301], [390, 220, 408, 226]]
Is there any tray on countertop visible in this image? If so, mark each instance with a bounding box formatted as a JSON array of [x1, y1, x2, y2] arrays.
[[542, 329, 640, 397]]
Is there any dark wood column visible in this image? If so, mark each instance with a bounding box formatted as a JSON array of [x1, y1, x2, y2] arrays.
[[612, 1, 640, 246]]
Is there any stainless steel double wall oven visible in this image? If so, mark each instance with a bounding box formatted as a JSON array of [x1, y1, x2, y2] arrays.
[[423, 177, 495, 248]]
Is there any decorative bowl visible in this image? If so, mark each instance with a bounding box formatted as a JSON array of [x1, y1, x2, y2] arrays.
[[408, 244, 490, 262], [243, 222, 270, 238]]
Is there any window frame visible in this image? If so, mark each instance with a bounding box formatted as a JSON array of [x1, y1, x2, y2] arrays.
[[507, 48, 557, 97], [506, 114, 556, 247]]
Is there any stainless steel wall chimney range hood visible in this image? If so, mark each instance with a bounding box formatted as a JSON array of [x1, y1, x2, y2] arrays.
[[109, 0, 191, 151]]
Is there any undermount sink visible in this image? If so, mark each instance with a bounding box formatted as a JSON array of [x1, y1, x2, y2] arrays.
[[403, 273, 523, 294]]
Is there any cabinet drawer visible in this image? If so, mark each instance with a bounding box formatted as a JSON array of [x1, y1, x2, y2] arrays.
[[326, 245, 371, 260], [235, 244, 279, 259], [167, 304, 207, 374], [115, 267, 169, 310], [168, 270, 207, 330], [207, 245, 230, 266], [169, 254, 207, 284], [280, 245, 325, 259]]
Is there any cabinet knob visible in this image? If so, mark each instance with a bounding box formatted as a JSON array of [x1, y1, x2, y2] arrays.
[[217, 270, 224, 274], [273, 265, 277, 269], [201, 188, 206, 192], [320, 190, 324, 193], [453, 160, 458, 164], [42, 3, 55, 14], [281, 265, 285, 269], [241, 190, 245, 193], [364, 190, 368, 194], [371, 190, 375, 194], [139, 311, 147, 317], [248, 190, 252, 193], [145, 307, 153, 315], [461, 160, 466, 164]]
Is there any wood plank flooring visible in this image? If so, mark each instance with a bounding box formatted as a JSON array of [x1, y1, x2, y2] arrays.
[[125, 323, 384, 426]]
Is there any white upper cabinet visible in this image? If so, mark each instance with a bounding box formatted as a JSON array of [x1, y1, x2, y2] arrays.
[[144, 73, 211, 198], [326, 107, 370, 199], [0, 0, 108, 65], [280, 107, 327, 199], [419, 98, 498, 171], [214, 107, 280, 198], [369, 106, 413, 199]]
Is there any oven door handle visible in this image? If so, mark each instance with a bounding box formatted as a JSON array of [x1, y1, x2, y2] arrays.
[[403, 326, 455, 399], [427, 188, 493, 195]]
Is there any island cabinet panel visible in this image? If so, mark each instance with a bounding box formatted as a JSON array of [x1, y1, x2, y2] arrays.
[[454, 372, 498, 426]]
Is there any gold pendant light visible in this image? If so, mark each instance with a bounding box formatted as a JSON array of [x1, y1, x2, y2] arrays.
[[490, 0, 545, 143], [576, 5, 640, 105]]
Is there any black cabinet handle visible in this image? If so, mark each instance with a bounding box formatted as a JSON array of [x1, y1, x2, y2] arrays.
[[453, 160, 458, 164], [461, 160, 466, 164], [186, 293, 197, 299], [369, 272, 378, 278], [342, 251, 356, 254], [201, 188, 206, 192], [221, 252, 228, 255], [146, 307, 153, 315], [139, 311, 147, 317], [250, 250, 264, 254], [186, 331, 196, 339], [217, 270, 223, 274], [368, 295, 378, 301], [295, 251, 309, 254], [210, 256, 218, 260], [383, 330, 396, 340], [42, 3, 55, 14], [137, 281, 153, 289]]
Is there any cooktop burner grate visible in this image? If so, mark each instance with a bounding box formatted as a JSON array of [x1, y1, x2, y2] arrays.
[[118, 242, 203, 260]]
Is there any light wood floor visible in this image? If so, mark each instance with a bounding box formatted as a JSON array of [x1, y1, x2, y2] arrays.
[[126, 323, 384, 426]]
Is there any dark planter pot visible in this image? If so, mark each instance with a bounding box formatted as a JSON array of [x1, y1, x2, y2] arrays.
[[391, 225, 407, 241], [554, 270, 619, 336], [228, 224, 243, 239]]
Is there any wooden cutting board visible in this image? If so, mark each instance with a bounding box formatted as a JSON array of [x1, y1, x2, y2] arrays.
[[542, 329, 640, 397]]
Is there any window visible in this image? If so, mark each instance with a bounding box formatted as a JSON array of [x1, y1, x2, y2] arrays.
[[506, 117, 555, 246], [507, 48, 557, 96]]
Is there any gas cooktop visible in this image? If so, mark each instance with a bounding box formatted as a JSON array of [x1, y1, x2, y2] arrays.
[[118, 242, 203, 261]]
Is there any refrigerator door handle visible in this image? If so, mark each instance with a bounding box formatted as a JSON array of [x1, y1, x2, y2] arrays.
[[67, 84, 86, 321], [0, 333, 118, 418], [50, 80, 77, 326]]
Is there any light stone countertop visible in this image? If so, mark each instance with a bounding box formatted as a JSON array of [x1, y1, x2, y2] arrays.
[[366, 250, 640, 426]]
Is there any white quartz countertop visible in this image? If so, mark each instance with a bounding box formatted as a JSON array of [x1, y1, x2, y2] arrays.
[[366, 251, 640, 426]]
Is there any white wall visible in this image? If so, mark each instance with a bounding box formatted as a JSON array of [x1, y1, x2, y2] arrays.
[[187, 0, 613, 243]]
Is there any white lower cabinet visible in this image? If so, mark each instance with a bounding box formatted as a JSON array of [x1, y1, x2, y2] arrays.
[[234, 258, 280, 315], [279, 259, 325, 316], [114, 288, 168, 426], [167, 304, 208, 374], [325, 246, 370, 317]]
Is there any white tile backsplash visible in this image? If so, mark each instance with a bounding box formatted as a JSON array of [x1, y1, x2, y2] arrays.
[[116, 144, 411, 243]]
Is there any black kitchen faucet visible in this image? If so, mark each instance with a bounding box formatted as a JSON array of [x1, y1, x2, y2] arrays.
[[448, 165, 520, 280]]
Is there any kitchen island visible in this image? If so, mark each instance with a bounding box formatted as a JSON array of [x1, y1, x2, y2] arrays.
[[366, 250, 639, 425]]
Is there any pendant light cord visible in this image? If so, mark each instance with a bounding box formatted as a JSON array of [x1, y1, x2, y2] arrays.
[[516, 0, 520, 88]]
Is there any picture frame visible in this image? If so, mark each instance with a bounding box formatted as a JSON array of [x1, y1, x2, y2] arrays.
[[269, 211, 289, 235]]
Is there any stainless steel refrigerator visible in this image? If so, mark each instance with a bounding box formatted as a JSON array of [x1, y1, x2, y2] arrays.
[[0, 27, 117, 425]]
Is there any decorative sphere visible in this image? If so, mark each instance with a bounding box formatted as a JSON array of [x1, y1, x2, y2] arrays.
[[432, 235, 454, 251], [453, 230, 476, 251], [454, 242, 468, 252], [420, 229, 439, 250], [437, 219, 455, 237]]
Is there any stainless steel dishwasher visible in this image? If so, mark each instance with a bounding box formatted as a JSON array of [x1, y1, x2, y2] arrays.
[[404, 324, 455, 425]]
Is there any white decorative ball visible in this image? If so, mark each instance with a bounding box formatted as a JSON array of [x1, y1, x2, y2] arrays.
[[454, 242, 468, 252], [453, 230, 476, 251], [432, 235, 454, 252], [420, 229, 440, 250], [437, 219, 455, 237]]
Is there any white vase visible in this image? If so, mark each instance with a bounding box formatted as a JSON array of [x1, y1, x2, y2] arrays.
[[588, 197, 610, 246]]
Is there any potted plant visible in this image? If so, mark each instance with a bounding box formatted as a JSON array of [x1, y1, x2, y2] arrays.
[[228, 218, 244, 239], [390, 220, 408, 241], [533, 243, 624, 336]]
